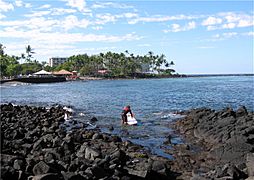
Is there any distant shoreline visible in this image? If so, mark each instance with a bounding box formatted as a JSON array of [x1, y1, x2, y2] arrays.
[[82, 73, 254, 79], [185, 73, 254, 77], [1, 73, 253, 84]]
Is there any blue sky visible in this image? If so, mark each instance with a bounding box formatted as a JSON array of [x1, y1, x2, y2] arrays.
[[0, 0, 253, 74]]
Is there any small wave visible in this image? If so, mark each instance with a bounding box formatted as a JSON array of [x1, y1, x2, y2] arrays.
[[1, 82, 30, 87], [161, 113, 186, 119], [153, 112, 163, 115], [79, 112, 85, 116]]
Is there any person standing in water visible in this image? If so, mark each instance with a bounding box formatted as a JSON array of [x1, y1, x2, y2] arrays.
[[121, 105, 133, 125]]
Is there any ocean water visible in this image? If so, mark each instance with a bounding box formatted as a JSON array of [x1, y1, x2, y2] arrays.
[[1, 76, 254, 158]]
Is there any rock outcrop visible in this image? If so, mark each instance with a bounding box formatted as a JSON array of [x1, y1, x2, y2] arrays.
[[172, 106, 254, 179], [1, 103, 175, 180]]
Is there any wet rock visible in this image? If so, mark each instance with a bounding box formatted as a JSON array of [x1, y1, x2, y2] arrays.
[[13, 159, 25, 170], [91, 165, 108, 179], [32, 161, 51, 175], [247, 153, 254, 176], [108, 126, 114, 131], [152, 160, 169, 175], [61, 171, 86, 180], [126, 168, 148, 178], [110, 149, 126, 165], [1, 166, 19, 180], [85, 147, 101, 161], [13, 129, 25, 139], [1, 154, 18, 166], [236, 106, 248, 117], [92, 133, 102, 140], [220, 107, 235, 118], [173, 106, 254, 179], [31, 173, 60, 180], [215, 163, 247, 179], [90, 117, 98, 122]]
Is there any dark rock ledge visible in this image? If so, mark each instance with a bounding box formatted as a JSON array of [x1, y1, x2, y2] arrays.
[[169, 106, 254, 180], [1, 103, 177, 180]]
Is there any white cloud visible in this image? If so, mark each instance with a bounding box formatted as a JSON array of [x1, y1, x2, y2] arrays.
[[38, 4, 51, 9], [213, 34, 220, 38], [24, 11, 51, 17], [15, 0, 22, 7], [0, 29, 142, 44], [222, 23, 236, 29], [0, 14, 92, 32], [207, 26, 218, 31], [128, 14, 201, 25], [221, 12, 242, 23], [24, 3, 32, 8], [91, 2, 134, 9], [95, 13, 117, 25], [205, 12, 254, 30], [0, 13, 6, 19], [0, 0, 14, 12], [0, 17, 59, 32], [51, 8, 77, 15], [93, 12, 138, 25], [208, 32, 239, 42], [187, 21, 196, 29], [242, 31, 254, 36], [202, 16, 222, 26], [222, 32, 238, 38], [164, 21, 196, 33], [62, 15, 90, 30], [62, 0, 89, 12], [128, 16, 171, 24], [238, 19, 254, 28], [92, 26, 103, 30], [123, 13, 138, 19], [171, 24, 181, 32]]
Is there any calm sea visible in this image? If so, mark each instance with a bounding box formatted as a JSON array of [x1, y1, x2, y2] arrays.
[[1, 76, 253, 158]]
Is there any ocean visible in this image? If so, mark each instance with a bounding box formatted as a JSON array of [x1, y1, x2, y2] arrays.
[[1, 76, 253, 158]]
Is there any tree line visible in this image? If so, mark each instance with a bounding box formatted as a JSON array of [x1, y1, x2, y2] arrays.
[[0, 44, 176, 78]]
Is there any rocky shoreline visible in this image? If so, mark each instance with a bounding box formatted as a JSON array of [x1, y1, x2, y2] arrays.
[[1, 104, 176, 180], [170, 106, 254, 179], [1, 103, 254, 180]]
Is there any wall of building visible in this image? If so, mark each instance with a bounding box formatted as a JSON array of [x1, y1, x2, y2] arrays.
[[49, 57, 68, 67]]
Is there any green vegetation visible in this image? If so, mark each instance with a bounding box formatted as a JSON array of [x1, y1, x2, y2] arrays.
[[53, 50, 176, 78], [0, 43, 177, 78], [0, 44, 42, 77]]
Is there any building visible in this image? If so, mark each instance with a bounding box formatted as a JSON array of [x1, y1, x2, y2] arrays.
[[49, 57, 68, 67]]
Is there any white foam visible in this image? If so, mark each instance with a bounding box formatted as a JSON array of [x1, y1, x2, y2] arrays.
[[161, 113, 186, 119]]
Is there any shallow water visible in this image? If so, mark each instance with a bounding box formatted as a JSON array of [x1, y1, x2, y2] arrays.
[[1, 76, 253, 158]]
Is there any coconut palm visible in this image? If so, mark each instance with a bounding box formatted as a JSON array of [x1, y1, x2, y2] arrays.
[[25, 45, 35, 63], [0, 43, 5, 56]]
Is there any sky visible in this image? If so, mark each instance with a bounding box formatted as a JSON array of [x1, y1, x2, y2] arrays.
[[0, 0, 253, 74]]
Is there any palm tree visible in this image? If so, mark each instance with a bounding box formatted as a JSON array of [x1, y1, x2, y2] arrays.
[[19, 53, 25, 64], [0, 43, 5, 56], [25, 45, 35, 63], [41, 61, 48, 68]]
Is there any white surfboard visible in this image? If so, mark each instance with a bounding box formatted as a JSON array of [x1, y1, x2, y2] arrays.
[[127, 113, 137, 125]]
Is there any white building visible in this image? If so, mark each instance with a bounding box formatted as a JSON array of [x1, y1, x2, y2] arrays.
[[49, 57, 68, 67]]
